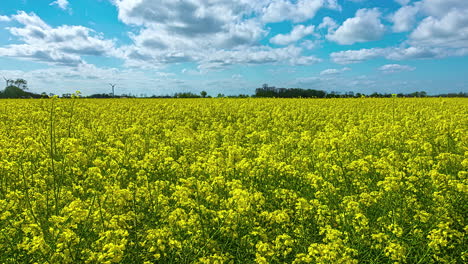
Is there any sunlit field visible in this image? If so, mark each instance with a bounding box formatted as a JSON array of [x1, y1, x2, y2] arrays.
[[0, 98, 466, 263]]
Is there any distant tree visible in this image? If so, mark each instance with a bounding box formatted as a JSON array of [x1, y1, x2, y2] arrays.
[[88, 93, 113, 98], [175, 92, 201, 98], [2, 78, 28, 90], [13, 79, 28, 90], [200, 91, 207, 98], [0, 78, 41, 98], [255, 85, 326, 98], [1, 86, 35, 98]]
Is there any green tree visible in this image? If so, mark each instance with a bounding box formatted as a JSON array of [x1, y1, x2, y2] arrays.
[[13, 78, 28, 90], [2, 86, 29, 98], [200, 91, 207, 98], [0, 78, 40, 98]]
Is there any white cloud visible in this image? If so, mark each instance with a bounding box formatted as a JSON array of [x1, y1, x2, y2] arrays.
[[50, 0, 70, 11], [270, 25, 315, 45], [325, 0, 341, 10], [379, 0, 468, 61], [0, 15, 11, 22], [378, 64, 415, 73], [0, 45, 83, 66], [335, 0, 468, 64], [127, 19, 266, 52], [386, 46, 444, 60], [410, 8, 468, 49], [421, 0, 468, 18], [115, 0, 339, 47], [199, 46, 322, 69], [327, 8, 385, 45], [262, 0, 340, 23], [113, 0, 324, 68], [318, 16, 338, 34], [331, 48, 384, 64], [12, 11, 49, 28], [330, 46, 445, 64], [320, 67, 350, 75], [120, 43, 321, 70], [391, 4, 420, 32], [114, 0, 269, 66], [300, 39, 321, 50], [0, 11, 116, 66], [116, 0, 247, 32]]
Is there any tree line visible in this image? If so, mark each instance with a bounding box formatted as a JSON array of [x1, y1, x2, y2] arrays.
[[254, 84, 468, 98], [1, 79, 466, 99]]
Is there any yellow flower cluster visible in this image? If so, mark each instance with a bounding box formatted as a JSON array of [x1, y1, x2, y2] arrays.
[[0, 98, 466, 263]]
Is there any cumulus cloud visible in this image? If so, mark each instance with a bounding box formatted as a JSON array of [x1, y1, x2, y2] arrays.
[[378, 64, 415, 73], [318, 16, 338, 34], [331, 48, 384, 64], [330, 46, 445, 64], [199, 46, 322, 69], [421, 0, 468, 18], [0, 45, 83, 66], [12, 11, 49, 28], [114, 0, 268, 67], [386, 46, 444, 60], [300, 39, 321, 50], [327, 8, 385, 45], [50, 0, 70, 11], [0, 11, 116, 66], [114, 0, 335, 49], [270, 25, 315, 45], [336, 0, 468, 64], [262, 0, 340, 23], [120, 43, 321, 70], [409, 7, 468, 49], [127, 19, 266, 52], [0, 15, 11, 22], [320, 67, 350, 75], [391, 4, 420, 32], [379, 0, 468, 61], [112, 0, 326, 68], [115, 0, 251, 33]]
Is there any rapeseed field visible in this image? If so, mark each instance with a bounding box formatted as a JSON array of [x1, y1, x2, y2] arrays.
[[0, 97, 466, 263]]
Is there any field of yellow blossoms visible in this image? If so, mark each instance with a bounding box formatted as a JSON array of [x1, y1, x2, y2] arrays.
[[0, 97, 466, 263]]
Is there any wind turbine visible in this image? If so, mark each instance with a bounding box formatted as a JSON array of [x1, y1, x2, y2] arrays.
[[109, 83, 116, 98], [2, 76, 10, 88]]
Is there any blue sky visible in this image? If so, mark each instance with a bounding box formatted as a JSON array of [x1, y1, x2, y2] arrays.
[[0, 0, 467, 96]]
